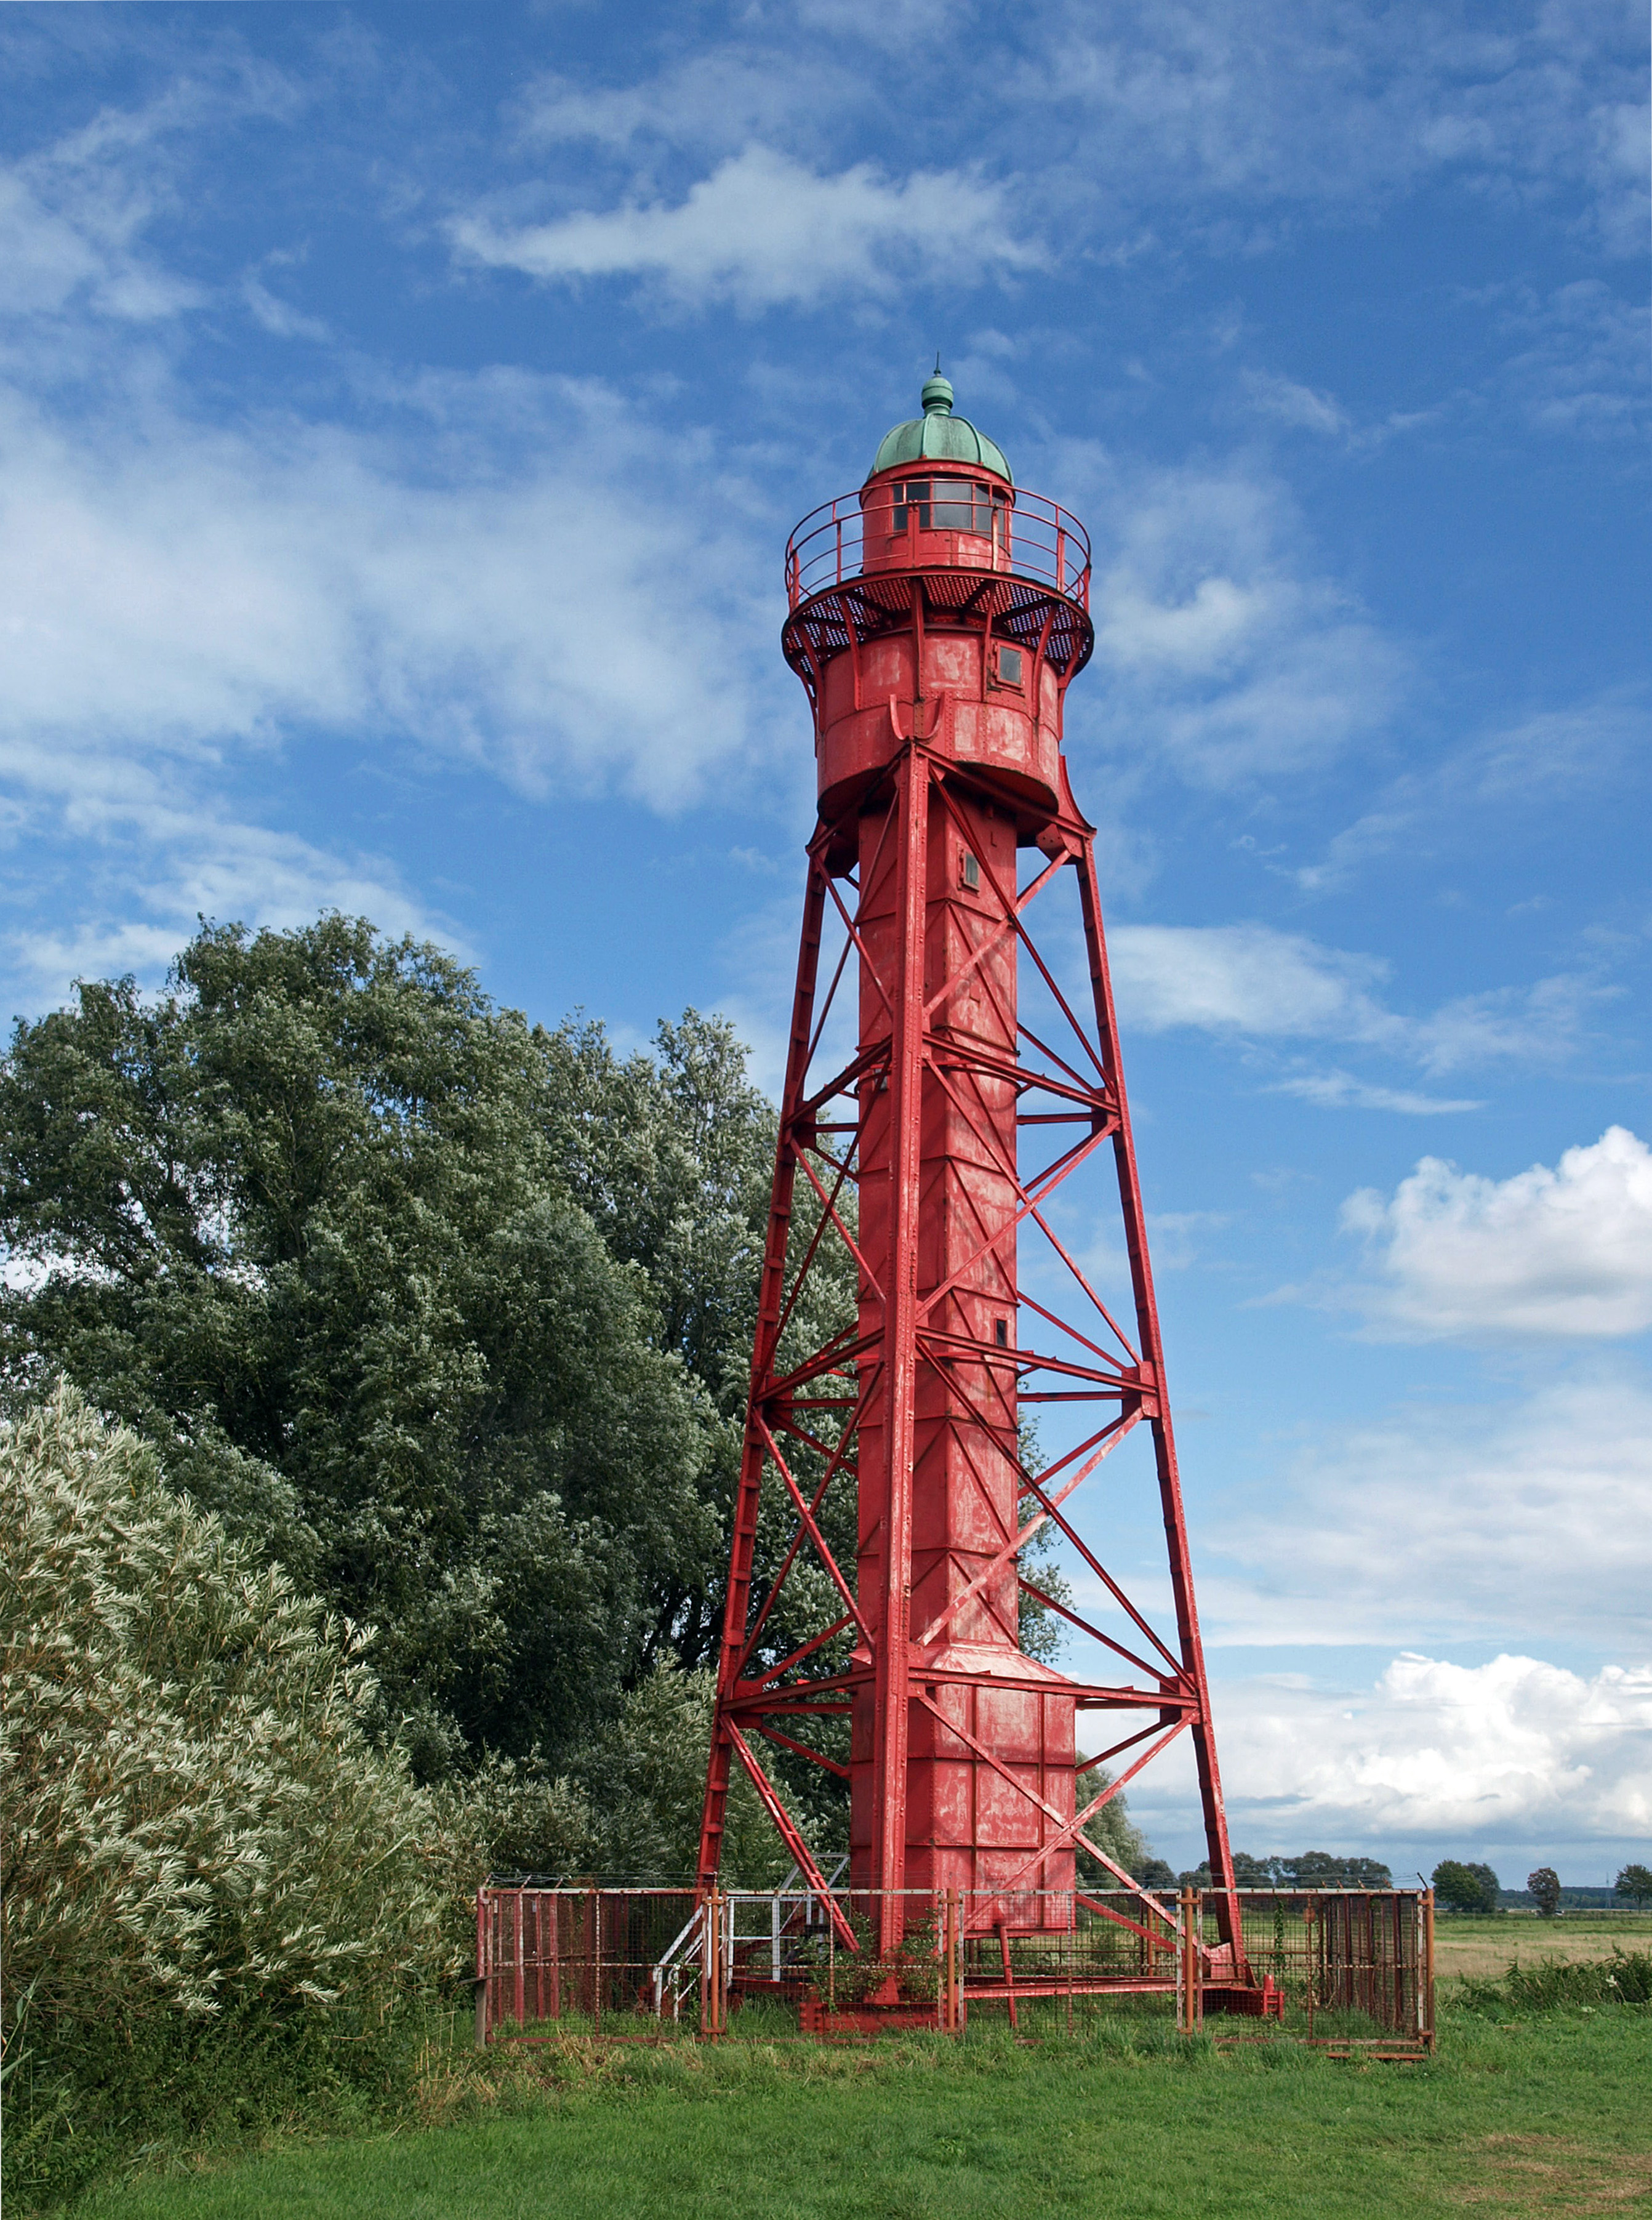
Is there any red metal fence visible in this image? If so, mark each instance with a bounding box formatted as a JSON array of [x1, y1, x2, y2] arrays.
[[475, 1885, 1433, 2056]]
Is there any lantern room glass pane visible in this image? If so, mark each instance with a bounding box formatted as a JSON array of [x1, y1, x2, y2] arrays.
[[930, 477, 979, 529], [891, 479, 1006, 534]]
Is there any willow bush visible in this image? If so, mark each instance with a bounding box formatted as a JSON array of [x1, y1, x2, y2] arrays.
[[1, 1384, 459, 2203]]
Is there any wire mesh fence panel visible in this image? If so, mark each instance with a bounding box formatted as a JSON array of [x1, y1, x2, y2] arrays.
[[1204, 1891, 1431, 2046], [477, 1888, 697, 2035], [475, 1884, 1432, 2052]]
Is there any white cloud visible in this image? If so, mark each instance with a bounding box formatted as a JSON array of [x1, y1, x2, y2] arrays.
[[1, 811, 443, 1014], [241, 268, 330, 344], [1069, 461, 1404, 784], [1272, 1069, 1482, 1116], [1407, 973, 1605, 1074], [1014, 0, 1649, 256], [1342, 1127, 1652, 1340], [0, 367, 782, 811], [516, 57, 859, 158], [1240, 370, 1350, 435], [1121, 1364, 1652, 1857], [448, 146, 1040, 312], [1110, 922, 1395, 1042], [1208, 1368, 1652, 1649], [1107, 920, 1600, 1089], [1291, 688, 1651, 893], [1145, 1209, 1230, 1269], [513, 0, 1649, 271], [0, 66, 296, 327], [0, 332, 798, 1013], [1495, 278, 1652, 439], [1218, 1653, 1652, 1843]]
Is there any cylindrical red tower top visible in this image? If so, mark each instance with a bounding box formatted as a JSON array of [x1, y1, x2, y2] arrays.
[[782, 376, 1093, 861]]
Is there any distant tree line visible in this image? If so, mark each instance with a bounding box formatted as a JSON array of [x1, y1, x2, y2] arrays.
[[1425, 1862, 1652, 1915], [1171, 1851, 1394, 1892]]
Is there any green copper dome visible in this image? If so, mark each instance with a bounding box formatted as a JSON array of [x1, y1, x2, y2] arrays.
[[868, 373, 1012, 485]]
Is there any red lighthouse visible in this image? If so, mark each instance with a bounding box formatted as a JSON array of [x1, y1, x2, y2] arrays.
[[698, 375, 1246, 1979]]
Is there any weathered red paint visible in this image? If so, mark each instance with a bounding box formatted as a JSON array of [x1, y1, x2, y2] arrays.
[[697, 408, 1247, 1973]]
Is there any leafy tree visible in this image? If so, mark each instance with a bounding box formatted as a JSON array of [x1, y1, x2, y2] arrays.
[[1073, 1768, 1153, 1889], [0, 915, 1117, 1875], [534, 1008, 865, 1844], [1016, 1418, 1075, 1663], [1466, 1860, 1502, 1912], [432, 1657, 782, 1885], [1433, 1858, 1500, 1913], [1528, 1865, 1563, 1917], [1615, 1863, 1652, 1909], [537, 1011, 780, 1673], [0, 918, 717, 1777], [1133, 1857, 1177, 1891]]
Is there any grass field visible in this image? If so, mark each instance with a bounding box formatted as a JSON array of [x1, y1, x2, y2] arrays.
[[1433, 1912, 1652, 1985], [60, 2002, 1652, 2220]]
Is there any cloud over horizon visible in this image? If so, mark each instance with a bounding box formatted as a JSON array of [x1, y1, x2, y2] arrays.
[[1213, 1652, 1652, 1848]]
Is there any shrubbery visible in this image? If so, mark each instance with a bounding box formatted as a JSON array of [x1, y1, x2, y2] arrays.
[[1460, 1950, 1652, 2016], [0, 1386, 461, 2203]]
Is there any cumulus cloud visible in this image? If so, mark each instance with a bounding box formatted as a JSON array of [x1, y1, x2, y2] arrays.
[[1116, 1363, 1652, 1855], [1341, 1128, 1652, 1340], [448, 146, 1040, 311], [1217, 1653, 1652, 1843], [1206, 1367, 1652, 1651]]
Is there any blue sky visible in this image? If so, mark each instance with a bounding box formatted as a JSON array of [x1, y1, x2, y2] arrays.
[[1, 0, 1648, 1881]]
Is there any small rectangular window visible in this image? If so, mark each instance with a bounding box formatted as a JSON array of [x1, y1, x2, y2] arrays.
[[931, 478, 979, 530], [996, 646, 1024, 686], [892, 479, 930, 532], [961, 851, 980, 891], [993, 1317, 1009, 1348]]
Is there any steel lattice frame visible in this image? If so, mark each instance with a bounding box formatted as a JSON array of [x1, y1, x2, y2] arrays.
[[697, 731, 1246, 1970]]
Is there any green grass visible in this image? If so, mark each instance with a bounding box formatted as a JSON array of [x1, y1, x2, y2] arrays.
[[53, 2007, 1652, 2220]]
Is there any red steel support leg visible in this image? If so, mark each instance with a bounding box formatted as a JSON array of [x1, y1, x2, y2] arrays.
[[698, 854, 830, 1891], [1072, 824, 1245, 1965], [996, 1921, 1019, 2031]]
